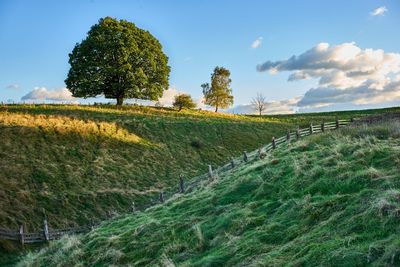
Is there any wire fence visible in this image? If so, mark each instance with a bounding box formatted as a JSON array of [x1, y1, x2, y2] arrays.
[[0, 118, 353, 244]]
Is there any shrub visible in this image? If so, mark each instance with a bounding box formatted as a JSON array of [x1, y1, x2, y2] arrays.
[[173, 94, 196, 111]]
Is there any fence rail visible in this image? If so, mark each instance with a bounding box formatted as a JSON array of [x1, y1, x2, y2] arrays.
[[0, 118, 353, 244]]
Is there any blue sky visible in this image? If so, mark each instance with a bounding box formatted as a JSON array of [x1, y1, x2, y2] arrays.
[[1, 0, 400, 113]]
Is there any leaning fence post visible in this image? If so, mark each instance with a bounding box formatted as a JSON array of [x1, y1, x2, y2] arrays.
[[296, 128, 300, 140], [336, 117, 339, 129], [179, 175, 185, 193], [243, 151, 248, 162], [159, 192, 164, 203], [272, 137, 276, 149], [208, 165, 213, 179], [230, 157, 235, 168], [286, 130, 291, 142], [43, 219, 49, 241], [309, 123, 313, 134], [19, 225, 24, 245], [321, 122, 325, 132]]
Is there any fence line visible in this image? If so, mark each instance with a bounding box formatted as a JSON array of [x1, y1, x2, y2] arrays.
[[0, 118, 353, 244]]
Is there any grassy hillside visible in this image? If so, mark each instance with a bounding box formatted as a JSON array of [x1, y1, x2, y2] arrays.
[[1, 104, 399, 232], [17, 120, 400, 266], [1, 104, 297, 231]]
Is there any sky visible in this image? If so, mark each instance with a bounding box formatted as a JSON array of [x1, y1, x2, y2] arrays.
[[1, 0, 400, 114]]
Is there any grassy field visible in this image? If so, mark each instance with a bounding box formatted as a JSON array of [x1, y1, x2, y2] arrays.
[[15, 120, 400, 266], [1, 104, 399, 232], [0, 104, 399, 265], [1, 104, 297, 233]]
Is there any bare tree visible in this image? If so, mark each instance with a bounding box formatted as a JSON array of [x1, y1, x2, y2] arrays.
[[251, 93, 267, 116]]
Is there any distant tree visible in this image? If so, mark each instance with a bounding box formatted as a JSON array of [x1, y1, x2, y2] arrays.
[[201, 66, 234, 112], [251, 93, 267, 116], [173, 94, 196, 111], [65, 17, 170, 106]]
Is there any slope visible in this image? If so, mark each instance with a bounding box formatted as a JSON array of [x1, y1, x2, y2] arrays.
[[17, 119, 400, 266]]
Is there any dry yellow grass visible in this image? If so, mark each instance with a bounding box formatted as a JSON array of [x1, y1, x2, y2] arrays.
[[0, 112, 145, 144]]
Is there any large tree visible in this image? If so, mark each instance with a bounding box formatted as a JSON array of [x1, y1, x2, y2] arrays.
[[65, 17, 170, 105], [201, 66, 234, 112]]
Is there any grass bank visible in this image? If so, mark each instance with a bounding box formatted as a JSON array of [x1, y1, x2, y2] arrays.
[[17, 120, 400, 266]]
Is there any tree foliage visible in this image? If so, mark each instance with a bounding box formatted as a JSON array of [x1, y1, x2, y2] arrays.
[[251, 93, 267, 116], [65, 17, 170, 105], [201, 66, 234, 112], [173, 94, 196, 111]]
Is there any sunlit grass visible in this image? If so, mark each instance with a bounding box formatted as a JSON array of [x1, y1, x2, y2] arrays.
[[0, 112, 147, 145]]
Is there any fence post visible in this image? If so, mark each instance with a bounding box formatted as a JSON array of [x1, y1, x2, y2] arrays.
[[159, 192, 164, 203], [321, 122, 325, 132], [296, 128, 300, 140], [43, 219, 49, 241], [272, 137, 276, 149], [286, 130, 291, 142], [230, 157, 235, 168], [336, 117, 339, 129], [19, 225, 24, 246], [179, 175, 185, 193], [309, 123, 313, 135], [90, 219, 95, 230], [243, 151, 248, 162], [208, 165, 213, 179], [350, 117, 354, 122]]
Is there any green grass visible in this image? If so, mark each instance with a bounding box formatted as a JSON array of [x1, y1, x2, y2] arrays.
[[0, 103, 398, 231], [1, 104, 296, 232], [16, 120, 400, 266]]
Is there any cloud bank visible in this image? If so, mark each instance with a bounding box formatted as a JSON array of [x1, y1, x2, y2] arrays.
[[21, 87, 75, 102], [257, 42, 400, 110], [228, 97, 299, 115]]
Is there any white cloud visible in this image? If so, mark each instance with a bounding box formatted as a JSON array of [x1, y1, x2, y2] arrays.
[[257, 42, 400, 109], [156, 87, 181, 106], [298, 76, 400, 108], [21, 87, 75, 102], [370, 6, 387, 16], [5, 84, 20, 89], [251, 37, 263, 49]]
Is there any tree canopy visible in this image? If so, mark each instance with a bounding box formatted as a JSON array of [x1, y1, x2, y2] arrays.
[[201, 66, 234, 112], [173, 94, 196, 111], [65, 17, 170, 105]]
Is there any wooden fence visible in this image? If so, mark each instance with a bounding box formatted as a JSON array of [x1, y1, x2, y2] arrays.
[[0, 118, 353, 244], [0, 221, 93, 245]]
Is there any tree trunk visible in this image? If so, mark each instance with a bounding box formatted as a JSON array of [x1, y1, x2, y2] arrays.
[[215, 106, 218, 112], [116, 97, 124, 106], [259, 110, 262, 116], [178, 106, 182, 112]]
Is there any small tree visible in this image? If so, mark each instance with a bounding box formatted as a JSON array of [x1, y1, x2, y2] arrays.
[[251, 93, 267, 116], [65, 17, 170, 106], [173, 94, 196, 111], [201, 66, 234, 112]]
